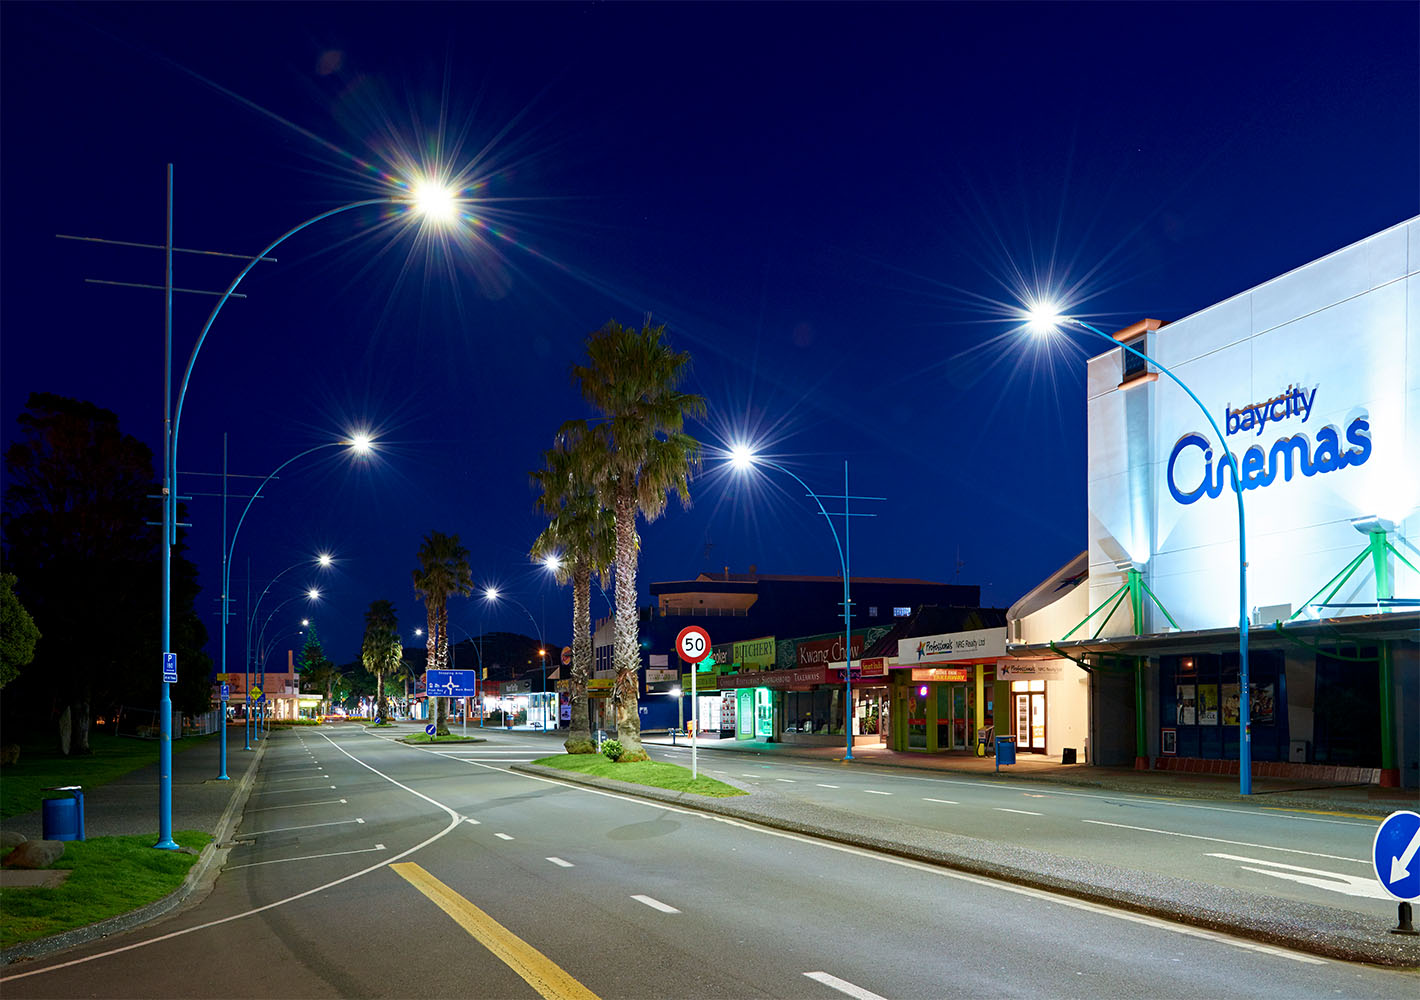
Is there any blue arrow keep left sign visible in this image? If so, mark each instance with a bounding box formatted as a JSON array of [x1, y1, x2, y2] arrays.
[[1372, 809, 1420, 901], [162, 651, 177, 684]]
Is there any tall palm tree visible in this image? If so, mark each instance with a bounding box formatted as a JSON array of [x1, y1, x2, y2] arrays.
[[570, 319, 704, 761], [361, 599, 402, 724], [412, 531, 473, 735], [531, 427, 616, 754]]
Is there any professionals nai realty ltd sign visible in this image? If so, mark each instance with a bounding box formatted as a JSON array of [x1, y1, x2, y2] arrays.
[[897, 627, 1006, 665], [1166, 382, 1371, 506]]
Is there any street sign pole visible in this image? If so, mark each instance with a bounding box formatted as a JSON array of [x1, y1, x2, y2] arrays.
[[1373, 809, 1420, 935], [217, 682, 230, 780], [675, 626, 711, 781]]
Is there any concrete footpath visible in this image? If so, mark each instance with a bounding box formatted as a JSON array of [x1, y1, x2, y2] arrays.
[[1, 725, 265, 964], [518, 733, 1420, 968]]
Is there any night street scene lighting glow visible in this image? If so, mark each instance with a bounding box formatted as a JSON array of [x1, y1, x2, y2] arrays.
[[1, 4, 1416, 990]]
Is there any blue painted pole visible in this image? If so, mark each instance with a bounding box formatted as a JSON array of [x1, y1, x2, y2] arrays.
[[244, 559, 252, 750], [1070, 318, 1250, 795], [156, 165, 178, 850], [843, 459, 854, 762], [217, 433, 229, 781]]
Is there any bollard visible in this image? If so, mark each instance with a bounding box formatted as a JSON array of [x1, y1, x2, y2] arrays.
[[1393, 901, 1417, 936]]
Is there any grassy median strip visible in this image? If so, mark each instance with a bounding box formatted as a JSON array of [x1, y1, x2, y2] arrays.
[[400, 733, 485, 744], [533, 754, 747, 797], [0, 830, 211, 949], [0, 734, 212, 821]]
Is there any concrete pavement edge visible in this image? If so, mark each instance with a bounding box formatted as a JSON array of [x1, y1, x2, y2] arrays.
[[0, 738, 268, 967], [511, 763, 1420, 969]]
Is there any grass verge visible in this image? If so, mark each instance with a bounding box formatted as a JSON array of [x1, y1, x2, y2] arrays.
[[1, 733, 212, 821], [533, 754, 747, 797], [400, 733, 485, 744], [0, 830, 211, 949]]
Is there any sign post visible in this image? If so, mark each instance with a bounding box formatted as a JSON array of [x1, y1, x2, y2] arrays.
[[675, 626, 711, 779], [1373, 809, 1420, 935], [217, 682, 230, 780]]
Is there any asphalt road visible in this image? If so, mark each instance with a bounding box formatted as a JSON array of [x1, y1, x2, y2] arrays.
[[648, 742, 1397, 917], [3, 726, 1416, 999]]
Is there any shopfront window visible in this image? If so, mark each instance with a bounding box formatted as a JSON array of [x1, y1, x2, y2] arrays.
[[1160, 651, 1287, 761], [907, 685, 928, 750]]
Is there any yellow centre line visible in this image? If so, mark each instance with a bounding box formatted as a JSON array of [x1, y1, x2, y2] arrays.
[[1261, 807, 1383, 822], [391, 862, 600, 1000]]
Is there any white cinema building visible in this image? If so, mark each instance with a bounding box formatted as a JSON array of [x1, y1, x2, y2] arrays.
[[1006, 216, 1419, 788]]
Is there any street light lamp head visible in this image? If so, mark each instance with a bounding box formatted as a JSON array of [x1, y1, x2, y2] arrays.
[[728, 443, 757, 471], [307, 588, 320, 601], [317, 553, 333, 567], [348, 433, 374, 455], [411, 179, 459, 223], [1023, 300, 1067, 335], [484, 586, 500, 601], [543, 554, 563, 573], [301, 618, 310, 627], [414, 628, 423, 637]]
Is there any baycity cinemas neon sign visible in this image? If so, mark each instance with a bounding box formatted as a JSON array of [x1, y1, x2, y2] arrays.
[[1166, 384, 1371, 505]]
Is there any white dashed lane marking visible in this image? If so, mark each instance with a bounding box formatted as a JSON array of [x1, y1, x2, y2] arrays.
[[494, 833, 515, 841], [804, 971, 890, 1000], [546, 857, 574, 868], [923, 798, 958, 805], [632, 895, 680, 913], [995, 808, 1042, 816]]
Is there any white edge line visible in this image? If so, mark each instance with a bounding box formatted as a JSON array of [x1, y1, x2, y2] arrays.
[[1081, 820, 1368, 864]]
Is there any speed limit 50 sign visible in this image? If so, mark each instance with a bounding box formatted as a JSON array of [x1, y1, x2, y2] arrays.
[[675, 625, 712, 664]]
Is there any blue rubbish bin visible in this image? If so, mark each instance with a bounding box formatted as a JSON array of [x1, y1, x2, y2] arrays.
[[995, 735, 1017, 771], [41, 785, 85, 841]]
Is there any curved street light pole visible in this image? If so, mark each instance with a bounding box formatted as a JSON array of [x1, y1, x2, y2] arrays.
[[484, 590, 546, 731], [223, 442, 351, 755], [1038, 312, 1251, 795], [731, 455, 876, 761], [242, 556, 329, 749], [156, 192, 394, 849]]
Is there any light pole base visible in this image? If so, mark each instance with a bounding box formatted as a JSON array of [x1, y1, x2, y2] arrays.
[[216, 775, 231, 781], [153, 838, 179, 851]]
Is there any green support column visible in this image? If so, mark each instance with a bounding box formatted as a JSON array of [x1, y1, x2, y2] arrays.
[[1127, 569, 1145, 634], [975, 662, 984, 739], [1370, 530, 1398, 786]]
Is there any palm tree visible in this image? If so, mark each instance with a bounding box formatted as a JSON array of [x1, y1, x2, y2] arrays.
[[570, 319, 704, 761], [361, 599, 402, 724], [412, 532, 473, 735], [531, 427, 616, 754]]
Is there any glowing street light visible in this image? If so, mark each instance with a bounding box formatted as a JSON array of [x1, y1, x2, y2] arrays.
[[727, 444, 883, 761], [482, 587, 547, 731], [151, 161, 472, 848], [1023, 303, 1253, 794], [411, 177, 460, 223]]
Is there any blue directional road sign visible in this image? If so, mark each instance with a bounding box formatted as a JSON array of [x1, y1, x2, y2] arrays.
[[220, 683, 230, 701], [162, 652, 177, 684], [1373, 809, 1420, 901], [425, 724, 437, 736], [425, 670, 477, 697]]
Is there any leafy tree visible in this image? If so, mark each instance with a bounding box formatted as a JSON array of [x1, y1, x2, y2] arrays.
[[1, 393, 210, 752], [412, 531, 473, 735], [532, 427, 615, 753], [0, 573, 40, 690], [569, 320, 704, 761], [361, 599, 401, 723]]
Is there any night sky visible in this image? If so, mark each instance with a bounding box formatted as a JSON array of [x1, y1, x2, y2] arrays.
[[3, 3, 1416, 668]]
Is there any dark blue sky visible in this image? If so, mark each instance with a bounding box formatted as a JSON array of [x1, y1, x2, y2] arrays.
[[3, 2, 1416, 666]]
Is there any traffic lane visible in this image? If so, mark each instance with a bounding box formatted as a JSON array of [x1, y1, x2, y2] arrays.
[[2, 731, 473, 998], [388, 765, 1418, 1000], [652, 748, 1390, 914]]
